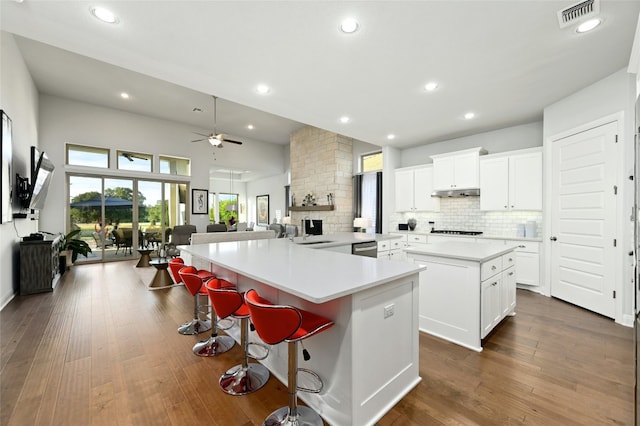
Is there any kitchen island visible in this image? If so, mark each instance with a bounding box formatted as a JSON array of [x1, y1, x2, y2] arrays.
[[180, 238, 424, 426], [405, 241, 517, 352]]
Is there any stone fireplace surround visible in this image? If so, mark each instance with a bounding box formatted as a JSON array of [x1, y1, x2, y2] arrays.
[[289, 126, 353, 234]]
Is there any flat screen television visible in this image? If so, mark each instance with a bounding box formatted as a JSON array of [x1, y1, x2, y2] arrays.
[[28, 146, 54, 210]]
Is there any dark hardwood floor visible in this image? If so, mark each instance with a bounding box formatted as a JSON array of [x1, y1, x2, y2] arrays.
[[1, 261, 634, 425]]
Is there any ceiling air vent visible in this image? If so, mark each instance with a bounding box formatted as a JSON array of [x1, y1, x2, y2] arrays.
[[557, 0, 600, 28]]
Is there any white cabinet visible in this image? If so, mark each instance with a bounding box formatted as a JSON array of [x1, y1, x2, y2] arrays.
[[431, 147, 486, 190], [377, 238, 406, 262], [480, 149, 542, 211], [480, 255, 517, 339], [394, 166, 439, 212], [481, 274, 502, 338], [514, 242, 540, 286]]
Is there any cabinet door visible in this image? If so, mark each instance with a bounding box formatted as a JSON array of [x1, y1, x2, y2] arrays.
[[413, 167, 439, 211], [388, 249, 406, 262], [481, 276, 501, 338], [433, 156, 455, 190], [502, 267, 516, 316], [395, 169, 415, 212], [509, 151, 542, 210], [453, 152, 480, 189], [480, 157, 509, 211], [515, 251, 540, 286]]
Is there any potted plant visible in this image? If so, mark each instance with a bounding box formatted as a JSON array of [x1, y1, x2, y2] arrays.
[[60, 229, 92, 266]]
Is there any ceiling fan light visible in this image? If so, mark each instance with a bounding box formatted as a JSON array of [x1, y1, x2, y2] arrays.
[[209, 137, 221, 147]]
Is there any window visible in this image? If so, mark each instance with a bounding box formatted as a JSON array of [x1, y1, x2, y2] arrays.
[[361, 151, 383, 172], [67, 144, 109, 168], [218, 193, 238, 225], [159, 155, 190, 176], [117, 151, 152, 172]]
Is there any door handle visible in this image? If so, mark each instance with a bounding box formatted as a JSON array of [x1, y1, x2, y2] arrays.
[[550, 236, 557, 241]]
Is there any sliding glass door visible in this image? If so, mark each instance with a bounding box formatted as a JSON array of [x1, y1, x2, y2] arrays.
[[68, 174, 187, 264]]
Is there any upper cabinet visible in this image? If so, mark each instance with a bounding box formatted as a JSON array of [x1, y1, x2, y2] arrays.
[[479, 148, 542, 211], [431, 147, 487, 190], [395, 166, 440, 212]]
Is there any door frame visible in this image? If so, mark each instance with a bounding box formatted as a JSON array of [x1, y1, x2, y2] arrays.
[[544, 111, 629, 325]]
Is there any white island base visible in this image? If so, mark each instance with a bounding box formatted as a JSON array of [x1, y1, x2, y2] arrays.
[[181, 239, 423, 426], [406, 242, 517, 352]]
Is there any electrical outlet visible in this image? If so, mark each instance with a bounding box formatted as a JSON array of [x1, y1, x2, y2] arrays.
[[384, 304, 394, 319]]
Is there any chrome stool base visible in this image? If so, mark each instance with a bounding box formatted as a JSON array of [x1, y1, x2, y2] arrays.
[[192, 334, 235, 356], [177, 319, 211, 335], [263, 406, 323, 426], [219, 363, 269, 396]]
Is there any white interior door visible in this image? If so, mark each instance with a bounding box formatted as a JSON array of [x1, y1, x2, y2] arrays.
[[550, 121, 618, 318]]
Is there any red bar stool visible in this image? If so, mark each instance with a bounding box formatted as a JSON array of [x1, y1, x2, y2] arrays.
[[176, 266, 216, 335], [192, 277, 236, 357], [245, 289, 334, 426], [207, 282, 270, 395], [168, 257, 185, 283]]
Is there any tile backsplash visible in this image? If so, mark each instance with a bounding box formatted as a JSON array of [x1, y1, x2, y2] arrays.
[[388, 197, 543, 238]]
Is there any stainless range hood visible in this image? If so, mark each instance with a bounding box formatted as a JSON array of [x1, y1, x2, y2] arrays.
[[431, 188, 480, 198]]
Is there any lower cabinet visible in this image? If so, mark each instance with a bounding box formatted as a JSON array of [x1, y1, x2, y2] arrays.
[[514, 242, 540, 286], [377, 238, 406, 261], [481, 256, 516, 339], [19, 237, 62, 295]]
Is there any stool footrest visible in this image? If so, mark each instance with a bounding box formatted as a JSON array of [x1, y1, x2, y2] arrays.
[[247, 342, 269, 361], [296, 368, 323, 394]]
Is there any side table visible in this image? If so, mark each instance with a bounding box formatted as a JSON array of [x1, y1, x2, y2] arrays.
[[149, 258, 173, 288], [136, 248, 153, 267]]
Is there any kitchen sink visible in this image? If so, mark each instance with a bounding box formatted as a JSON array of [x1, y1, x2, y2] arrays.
[[295, 240, 334, 245]]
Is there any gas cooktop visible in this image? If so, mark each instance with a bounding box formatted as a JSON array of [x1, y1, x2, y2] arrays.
[[431, 230, 483, 236]]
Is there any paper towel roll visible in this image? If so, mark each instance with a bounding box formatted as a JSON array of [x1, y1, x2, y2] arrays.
[[525, 221, 537, 238]]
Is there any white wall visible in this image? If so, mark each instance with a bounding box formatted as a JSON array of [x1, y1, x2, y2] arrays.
[[399, 121, 543, 167], [37, 95, 287, 235], [0, 32, 40, 309], [246, 173, 288, 228], [543, 67, 636, 325]]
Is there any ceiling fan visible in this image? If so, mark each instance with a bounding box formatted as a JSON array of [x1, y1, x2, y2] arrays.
[[191, 96, 243, 148], [122, 152, 148, 161]]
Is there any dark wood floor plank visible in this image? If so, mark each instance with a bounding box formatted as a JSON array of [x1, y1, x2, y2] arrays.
[[0, 261, 633, 425]]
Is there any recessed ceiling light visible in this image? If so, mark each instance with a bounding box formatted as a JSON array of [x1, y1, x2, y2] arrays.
[[387, 134, 396, 140], [340, 18, 359, 34], [256, 84, 271, 94], [464, 112, 475, 120], [424, 82, 439, 92], [340, 116, 350, 123], [90, 7, 119, 24], [576, 18, 601, 33], [120, 92, 129, 99], [247, 124, 254, 130]]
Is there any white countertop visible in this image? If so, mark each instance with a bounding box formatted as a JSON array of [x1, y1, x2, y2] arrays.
[[179, 237, 423, 304], [290, 232, 401, 249], [404, 241, 517, 262], [392, 230, 542, 243]]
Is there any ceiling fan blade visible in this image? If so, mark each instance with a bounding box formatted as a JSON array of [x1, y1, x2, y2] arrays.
[[191, 138, 206, 143], [224, 139, 243, 145], [193, 132, 210, 137]]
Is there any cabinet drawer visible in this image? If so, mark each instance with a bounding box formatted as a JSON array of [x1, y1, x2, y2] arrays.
[[377, 241, 390, 252], [407, 234, 428, 245], [390, 239, 404, 250], [502, 252, 516, 269], [481, 256, 503, 281], [514, 241, 540, 253]]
